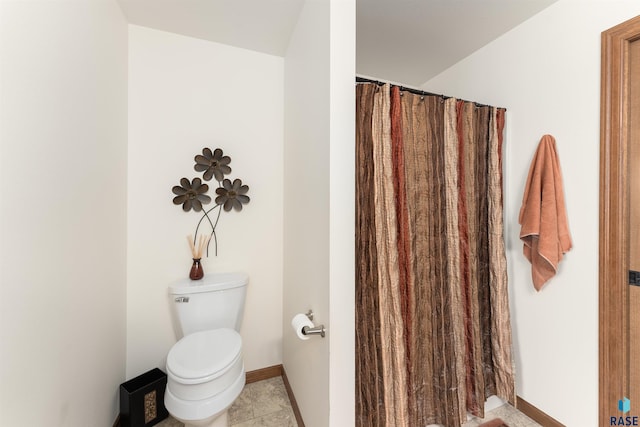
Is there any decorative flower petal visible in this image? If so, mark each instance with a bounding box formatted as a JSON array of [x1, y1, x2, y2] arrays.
[[236, 195, 250, 204], [173, 195, 187, 204], [192, 177, 202, 188], [213, 169, 224, 182], [222, 179, 233, 191], [237, 185, 249, 195], [223, 199, 234, 212], [183, 199, 192, 212], [202, 147, 213, 159], [195, 183, 209, 194], [231, 199, 243, 211], [180, 177, 191, 189], [192, 199, 203, 212], [213, 148, 223, 159], [196, 194, 211, 204], [219, 157, 231, 166], [232, 179, 243, 191], [172, 186, 187, 195], [203, 169, 214, 181]]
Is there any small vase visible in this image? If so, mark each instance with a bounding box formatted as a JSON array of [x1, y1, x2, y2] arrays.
[[189, 258, 204, 280]]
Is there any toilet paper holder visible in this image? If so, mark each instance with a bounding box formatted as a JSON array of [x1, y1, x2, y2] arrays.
[[302, 310, 325, 338]]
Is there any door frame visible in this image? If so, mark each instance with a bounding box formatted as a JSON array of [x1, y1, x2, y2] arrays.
[[600, 15, 640, 425]]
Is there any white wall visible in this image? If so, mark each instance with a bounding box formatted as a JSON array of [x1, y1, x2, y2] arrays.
[[328, 0, 356, 425], [0, 1, 128, 426], [283, 0, 355, 425], [283, 2, 331, 426], [127, 25, 284, 377], [423, 1, 640, 425]]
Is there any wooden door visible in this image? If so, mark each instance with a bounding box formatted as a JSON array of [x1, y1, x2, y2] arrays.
[[629, 37, 640, 408], [600, 15, 640, 425]]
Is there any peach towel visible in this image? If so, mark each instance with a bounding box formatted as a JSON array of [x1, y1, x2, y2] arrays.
[[519, 135, 572, 291]]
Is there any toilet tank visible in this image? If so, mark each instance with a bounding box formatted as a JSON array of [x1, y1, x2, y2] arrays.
[[169, 272, 248, 337]]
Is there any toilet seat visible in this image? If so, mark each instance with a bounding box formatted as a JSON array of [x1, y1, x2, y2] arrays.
[[167, 328, 242, 384], [166, 328, 244, 403]]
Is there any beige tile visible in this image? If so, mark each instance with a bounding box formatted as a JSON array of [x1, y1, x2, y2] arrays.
[[228, 376, 297, 426], [468, 403, 541, 427], [155, 415, 184, 427], [246, 377, 292, 418], [233, 408, 297, 427], [495, 404, 541, 427], [229, 385, 255, 424]]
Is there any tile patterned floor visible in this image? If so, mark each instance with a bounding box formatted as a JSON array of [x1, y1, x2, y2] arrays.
[[462, 403, 541, 427], [157, 376, 537, 427], [157, 376, 296, 427]]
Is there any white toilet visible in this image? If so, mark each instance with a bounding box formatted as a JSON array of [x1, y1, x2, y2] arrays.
[[165, 272, 248, 427]]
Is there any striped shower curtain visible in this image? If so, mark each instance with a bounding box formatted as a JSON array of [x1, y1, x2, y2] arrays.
[[355, 83, 515, 427]]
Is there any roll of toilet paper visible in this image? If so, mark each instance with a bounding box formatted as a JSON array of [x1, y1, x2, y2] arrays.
[[291, 313, 314, 340]]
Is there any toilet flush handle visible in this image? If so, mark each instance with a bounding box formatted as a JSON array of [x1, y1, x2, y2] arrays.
[[174, 296, 189, 303]]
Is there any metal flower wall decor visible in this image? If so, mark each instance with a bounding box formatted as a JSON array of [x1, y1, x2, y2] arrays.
[[172, 148, 250, 257]]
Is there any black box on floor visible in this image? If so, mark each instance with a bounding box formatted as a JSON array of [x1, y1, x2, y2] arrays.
[[119, 368, 169, 427]]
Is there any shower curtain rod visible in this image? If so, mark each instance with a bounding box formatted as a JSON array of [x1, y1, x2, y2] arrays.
[[356, 76, 446, 99], [355, 76, 504, 110]]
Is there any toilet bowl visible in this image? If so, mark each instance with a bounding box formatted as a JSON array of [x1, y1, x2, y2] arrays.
[[165, 328, 245, 427], [165, 273, 249, 427]]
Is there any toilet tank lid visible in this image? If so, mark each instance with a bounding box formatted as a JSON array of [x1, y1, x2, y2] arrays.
[[169, 272, 249, 295]]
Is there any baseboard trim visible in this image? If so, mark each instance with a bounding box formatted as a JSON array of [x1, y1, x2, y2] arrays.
[[245, 364, 305, 427], [516, 395, 565, 427], [246, 364, 283, 383], [281, 367, 306, 427]]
